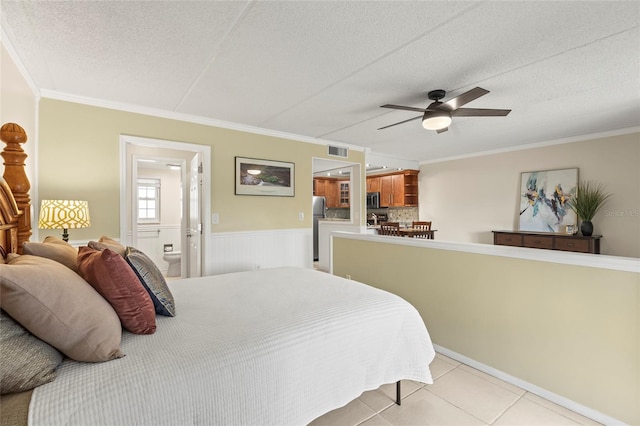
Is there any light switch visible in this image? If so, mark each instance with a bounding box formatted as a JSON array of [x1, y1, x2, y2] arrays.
[[212, 213, 219, 225], [298, 212, 304, 221]]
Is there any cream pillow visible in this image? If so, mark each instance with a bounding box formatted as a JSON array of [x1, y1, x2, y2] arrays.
[[88, 240, 126, 257], [22, 236, 78, 272], [98, 236, 126, 255], [0, 255, 124, 362]]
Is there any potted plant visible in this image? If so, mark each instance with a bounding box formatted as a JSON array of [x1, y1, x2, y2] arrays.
[[567, 180, 612, 236]]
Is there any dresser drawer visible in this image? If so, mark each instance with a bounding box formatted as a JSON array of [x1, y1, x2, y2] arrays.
[[554, 238, 590, 253], [495, 233, 523, 247], [493, 231, 600, 254], [523, 235, 554, 249]]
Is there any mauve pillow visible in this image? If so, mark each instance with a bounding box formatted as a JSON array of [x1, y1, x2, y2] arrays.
[[22, 236, 78, 272], [77, 247, 156, 334], [0, 255, 123, 362]]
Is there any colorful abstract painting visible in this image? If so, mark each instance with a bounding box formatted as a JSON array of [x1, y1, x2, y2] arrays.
[[519, 168, 578, 233]]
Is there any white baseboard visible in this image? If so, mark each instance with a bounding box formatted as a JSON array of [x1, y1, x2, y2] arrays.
[[433, 344, 625, 426]]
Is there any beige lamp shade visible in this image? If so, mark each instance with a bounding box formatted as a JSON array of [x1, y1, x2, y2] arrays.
[[39, 200, 91, 230]]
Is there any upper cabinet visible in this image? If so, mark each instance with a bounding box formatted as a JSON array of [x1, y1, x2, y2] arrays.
[[367, 170, 418, 207], [314, 177, 349, 208], [366, 177, 381, 193], [315, 170, 417, 209], [338, 181, 350, 208]]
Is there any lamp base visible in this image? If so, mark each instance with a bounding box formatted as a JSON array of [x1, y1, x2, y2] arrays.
[[62, 228, 69, 242]]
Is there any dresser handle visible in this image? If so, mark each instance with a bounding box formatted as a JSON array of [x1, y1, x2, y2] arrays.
[[567, 242, 574, 247]]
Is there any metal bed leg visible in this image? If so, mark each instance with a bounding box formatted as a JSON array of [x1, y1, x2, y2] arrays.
[[395, 381, 401, 405]]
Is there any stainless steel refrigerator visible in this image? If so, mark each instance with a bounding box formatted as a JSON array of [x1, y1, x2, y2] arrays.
[[312, 196, 326, 261]]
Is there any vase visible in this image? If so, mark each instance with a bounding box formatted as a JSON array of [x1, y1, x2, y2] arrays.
[[581, 221, 593, 237]]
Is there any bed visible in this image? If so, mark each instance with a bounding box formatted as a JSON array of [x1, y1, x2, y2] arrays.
[[0, 122, 435, 425]]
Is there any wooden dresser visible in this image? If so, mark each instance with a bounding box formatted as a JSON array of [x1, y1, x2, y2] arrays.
[[492, 231, 601, 254]]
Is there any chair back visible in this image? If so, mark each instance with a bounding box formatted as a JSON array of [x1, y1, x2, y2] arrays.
[[412, 221, 432, 230], [411, 221, 432, 238], [379, 222, 400, 236]]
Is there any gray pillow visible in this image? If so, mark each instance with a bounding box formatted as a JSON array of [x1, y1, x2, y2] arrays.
[[0, 310, 63, 394], [125, 247, 176, 317]]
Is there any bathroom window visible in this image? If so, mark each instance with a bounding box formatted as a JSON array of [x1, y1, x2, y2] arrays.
[[137, 178, 160, 223]]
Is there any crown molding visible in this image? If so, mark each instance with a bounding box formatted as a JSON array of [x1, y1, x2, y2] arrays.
[[39, 89, 365, 152], [419, 126, 640, 165], [1, 26, 40, 98]]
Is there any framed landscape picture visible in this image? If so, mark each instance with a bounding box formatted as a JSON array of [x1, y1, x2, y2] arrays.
[[235, 157, 295, 197], [519, 168, 578, 233]]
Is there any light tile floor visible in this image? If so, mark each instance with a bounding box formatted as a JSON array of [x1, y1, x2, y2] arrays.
[[309, 353, 601, 426]]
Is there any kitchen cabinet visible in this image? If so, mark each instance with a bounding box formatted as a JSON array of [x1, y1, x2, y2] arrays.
[[492, 231, 601, 254], [314, 177, 348, 208], [379, 174, 399, 207], [403, 172, 418, 206], [313, 178, 327, 196], [367, 176, 381, 193], [338, 181, 350, 207], [368, 170, 418, 207], [325, 181, 340, 207]]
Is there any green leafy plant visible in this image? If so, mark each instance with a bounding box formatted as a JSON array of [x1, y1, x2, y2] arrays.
[[567, 180, 613, 222]]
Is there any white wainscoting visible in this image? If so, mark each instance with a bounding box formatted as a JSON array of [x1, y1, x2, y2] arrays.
[[207, 228, 313, 276]]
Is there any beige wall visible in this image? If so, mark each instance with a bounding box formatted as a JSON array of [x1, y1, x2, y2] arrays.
[[420, 132, 640, 257], [1, 41, 37, 187], [37, 98, 365, 241], [332, 235, 640, 425]]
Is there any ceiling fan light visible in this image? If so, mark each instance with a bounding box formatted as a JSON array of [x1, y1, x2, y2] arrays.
[[422, 111, 452, 130]]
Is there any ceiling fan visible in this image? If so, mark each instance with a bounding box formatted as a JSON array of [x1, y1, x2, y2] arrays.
[[378, 87, 511, 133]]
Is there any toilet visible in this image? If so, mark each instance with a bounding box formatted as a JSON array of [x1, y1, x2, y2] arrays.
[[163, 251, 181, 277]]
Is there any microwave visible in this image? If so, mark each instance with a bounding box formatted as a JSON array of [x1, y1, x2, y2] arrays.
[[366, 192, 380, 209]]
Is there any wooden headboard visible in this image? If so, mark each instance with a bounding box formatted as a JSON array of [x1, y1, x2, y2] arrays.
[[0, 122, 31, 258]]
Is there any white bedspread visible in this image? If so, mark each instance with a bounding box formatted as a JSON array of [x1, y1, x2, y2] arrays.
[[30, 267, 434, 425]]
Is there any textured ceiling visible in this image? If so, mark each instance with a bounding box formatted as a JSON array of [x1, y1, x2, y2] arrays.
[[2, 1, 639, 164]]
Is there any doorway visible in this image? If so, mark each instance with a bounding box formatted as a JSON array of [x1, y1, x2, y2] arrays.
[[311, 158, 361, 266], [120, 136, 210, 278]]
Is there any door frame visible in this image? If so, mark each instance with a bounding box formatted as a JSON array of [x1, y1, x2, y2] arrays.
[[119, 135, 211, 276]]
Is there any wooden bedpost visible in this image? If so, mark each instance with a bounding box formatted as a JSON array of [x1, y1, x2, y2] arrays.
[[1, 122, 31, 252]]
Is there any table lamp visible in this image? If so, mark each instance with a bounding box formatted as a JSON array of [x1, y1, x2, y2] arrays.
[[38, 200, 91, 242]]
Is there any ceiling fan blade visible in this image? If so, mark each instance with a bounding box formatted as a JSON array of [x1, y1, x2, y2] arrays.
[[452, 108, 511, 117], [442, 87, 489, 111], [380, 104, 427, 113], [377, 115, 422, 130], [436, 127, 448, 134]]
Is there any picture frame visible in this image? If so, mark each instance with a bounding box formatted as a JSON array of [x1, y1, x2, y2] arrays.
[[519, 167, 578, 233], [235, 156, 295, 197]]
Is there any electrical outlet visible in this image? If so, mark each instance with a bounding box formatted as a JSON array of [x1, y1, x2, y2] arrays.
[[298, 211, 304, 221], [346, 274, 351, 280], [212, 213, 219, 225]]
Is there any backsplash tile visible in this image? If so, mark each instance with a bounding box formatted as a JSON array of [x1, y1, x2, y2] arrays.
[[368, 207, 418, 225]]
